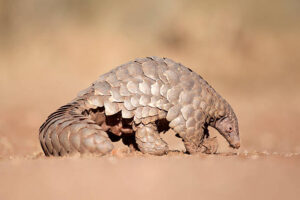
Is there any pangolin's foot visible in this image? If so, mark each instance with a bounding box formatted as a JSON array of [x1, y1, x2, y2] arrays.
[[135, 124, 169, 155], [199, 136, 218, 154]]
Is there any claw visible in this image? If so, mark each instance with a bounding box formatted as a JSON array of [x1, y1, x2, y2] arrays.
[[199, 136, 218, 154]]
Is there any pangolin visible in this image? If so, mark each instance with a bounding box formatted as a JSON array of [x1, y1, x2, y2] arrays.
[[39, 57, 240, 156]]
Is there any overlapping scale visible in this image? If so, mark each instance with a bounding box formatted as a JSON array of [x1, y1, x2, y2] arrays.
[[94, 81, 111, 95], [142, 60, 158, 80], [104, 100, 120, 115]]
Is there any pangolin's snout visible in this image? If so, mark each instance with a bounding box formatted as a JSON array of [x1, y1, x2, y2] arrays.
[[229, 134, 240, 149], [230, 141, 240, 149]]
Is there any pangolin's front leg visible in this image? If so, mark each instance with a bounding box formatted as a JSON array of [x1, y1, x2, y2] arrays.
[[135, 123, 168, 155], [181, 128, 218, 154], [181, 129, 203, 154], [199, 137, 218, 154]]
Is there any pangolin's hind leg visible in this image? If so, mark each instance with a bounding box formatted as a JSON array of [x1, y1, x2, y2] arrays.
[[135, 123, 168, 155]]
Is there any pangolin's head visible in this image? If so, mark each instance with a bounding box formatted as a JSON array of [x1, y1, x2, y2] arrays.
[[214, 106, 240, 149]]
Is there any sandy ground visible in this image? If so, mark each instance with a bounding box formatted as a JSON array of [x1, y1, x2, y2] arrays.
[[0, 152, 300, 200], [0, 1, 300, 200]]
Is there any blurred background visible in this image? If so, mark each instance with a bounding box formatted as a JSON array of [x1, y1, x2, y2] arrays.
[[0, 0, 299, 157]]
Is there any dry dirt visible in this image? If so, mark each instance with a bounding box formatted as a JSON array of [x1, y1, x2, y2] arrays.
[[0, 0, 300, 200], [1, 152, 300, 200]]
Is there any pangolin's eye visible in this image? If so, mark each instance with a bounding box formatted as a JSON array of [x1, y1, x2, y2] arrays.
[[228, 126, 233, 133]]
